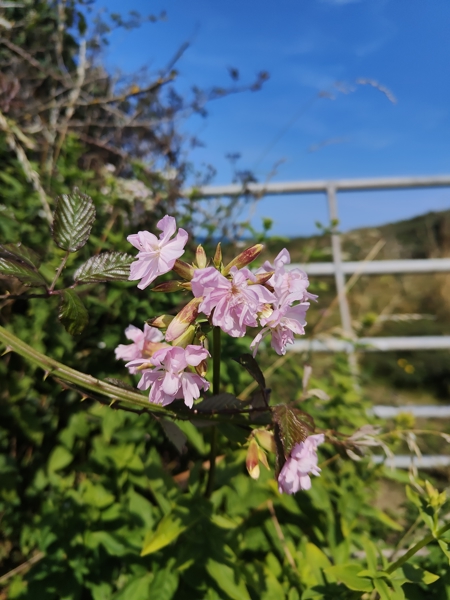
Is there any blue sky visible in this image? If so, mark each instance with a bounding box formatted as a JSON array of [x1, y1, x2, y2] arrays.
[[93, 0, 450, 237]]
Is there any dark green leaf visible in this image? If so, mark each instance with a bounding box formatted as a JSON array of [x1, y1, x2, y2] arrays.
[[74, 252, 134, 283], [196, 393, 244, 413], [0, 242, 42, 268], [234, 353, 266, 391], [273, 404, 315, 459], [52, 188, 96, 252], [0, 257, 47, 287], [58, 289, 89, 335], [159, 419, 187, 453]]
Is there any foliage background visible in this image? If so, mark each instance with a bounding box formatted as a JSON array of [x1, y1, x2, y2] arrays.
[[1, 2, 450, 599]]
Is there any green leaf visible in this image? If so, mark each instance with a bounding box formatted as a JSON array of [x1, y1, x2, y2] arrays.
[[235, 353, 266, 391], [0, 256, 47, 287], [52, 188, 96, 252], [159, 419, 187, 453], [273, 404, 315, 459], [0, 242, 42, 268], [85, 531, 128, 556], [206, 560, 251, 600], [141, 505, 193, 556], [438, 538, 450, 563], [148, 568, 179, 600], [113, 574, 152, 600], [396, 564, 440, 584], [324, 565, 373, 592], [74, 252, 134, 283], [373, 578, 392, 600], [58, 289, 89, 335], [48, 445, 73, 472], [196, 393, 244, 413]]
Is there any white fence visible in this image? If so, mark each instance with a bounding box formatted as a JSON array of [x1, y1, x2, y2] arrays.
[[187, 175, 450, 469]]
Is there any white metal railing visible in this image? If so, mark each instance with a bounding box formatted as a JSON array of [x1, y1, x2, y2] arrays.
[[187, 174, 450, 351]]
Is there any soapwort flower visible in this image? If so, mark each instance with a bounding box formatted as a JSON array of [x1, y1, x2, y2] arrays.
[[277, 434, 325, 494], [127, 215, 188, 289]]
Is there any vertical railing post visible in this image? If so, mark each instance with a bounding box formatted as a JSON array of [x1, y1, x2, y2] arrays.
[[327, 185, 360, 384], [327, 185, 353, 336]]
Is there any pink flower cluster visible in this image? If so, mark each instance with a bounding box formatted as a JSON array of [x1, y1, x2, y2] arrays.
[[127, 345, 210, 408], [114, 324, 167, 374], [277, 434, 325, 494]]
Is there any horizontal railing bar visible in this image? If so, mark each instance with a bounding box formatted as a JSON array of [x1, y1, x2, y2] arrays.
[[372, 455, 450, 469], [373, 405, 450, 418], [185, 175, 450, 198], [290, 258, 450, 276], [289, 336, 450, 352]]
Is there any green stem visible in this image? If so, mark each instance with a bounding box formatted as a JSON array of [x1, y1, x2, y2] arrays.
[[386, 520, 450, 575], [49, 251, 70, 291], [0, 324, 167, 413], [205, 327, 221, 498]]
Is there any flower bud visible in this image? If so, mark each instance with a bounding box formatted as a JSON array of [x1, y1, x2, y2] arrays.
[[147, 314, 174, 329], [246, 439, 260, 480], [172, 259, 195, 281], [195, 244, 207, 269], [165, 297, 201, 342], [170, 324, 196, 348], [142, 340, 169, 358], [258, 447, 270, 470], [252, 271, 274, 285], [194, 358, 208, 377], [255, 429, 276, 453], [213, 242, 222, 269], [222, 244, 264, 275], [151, 280, 182, 293]]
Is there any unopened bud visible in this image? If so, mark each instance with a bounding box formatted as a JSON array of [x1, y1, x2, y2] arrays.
[[172, 259, 195, 281], [213, 242, 222, 269], [195, 358, 208, 377], [165, 297, 201, 342], [252, 271, 274, 285], [255, 429, 276, 453], [142, 341, 169, 358], [246, 439, 260, 480], [171, 324, 196, 348], [151, 280, 182, 293], [258, 447, 270, 471], [195, 245, 207, 269], [148, 314, 174, 329], [222, 244, 264, 275]]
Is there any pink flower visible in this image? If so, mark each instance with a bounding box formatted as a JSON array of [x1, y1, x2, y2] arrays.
[[278, 434, 325, 494], [127, 215, 188, 289], [251, 302, 309, 356], [115, 324, 166, 374], [191, 266, 275, 337], [127, 345, 210, 408], [260, 249, 317, 304]]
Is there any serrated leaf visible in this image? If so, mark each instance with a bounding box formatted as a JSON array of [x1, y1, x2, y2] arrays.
[[52, 188, 96, 252], [159, 420, 187, 453], [273, 404, 315, 459], [0, 242, 42, 268], [58, 289, 89, 335], [196, 393, 244, 413], [0, 257, 47, 287], [74, 252, 134, 283]]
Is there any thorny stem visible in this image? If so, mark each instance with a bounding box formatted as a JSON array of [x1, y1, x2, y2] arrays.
[[49, 251, 70, 291], [205, 326, 221, 498]]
